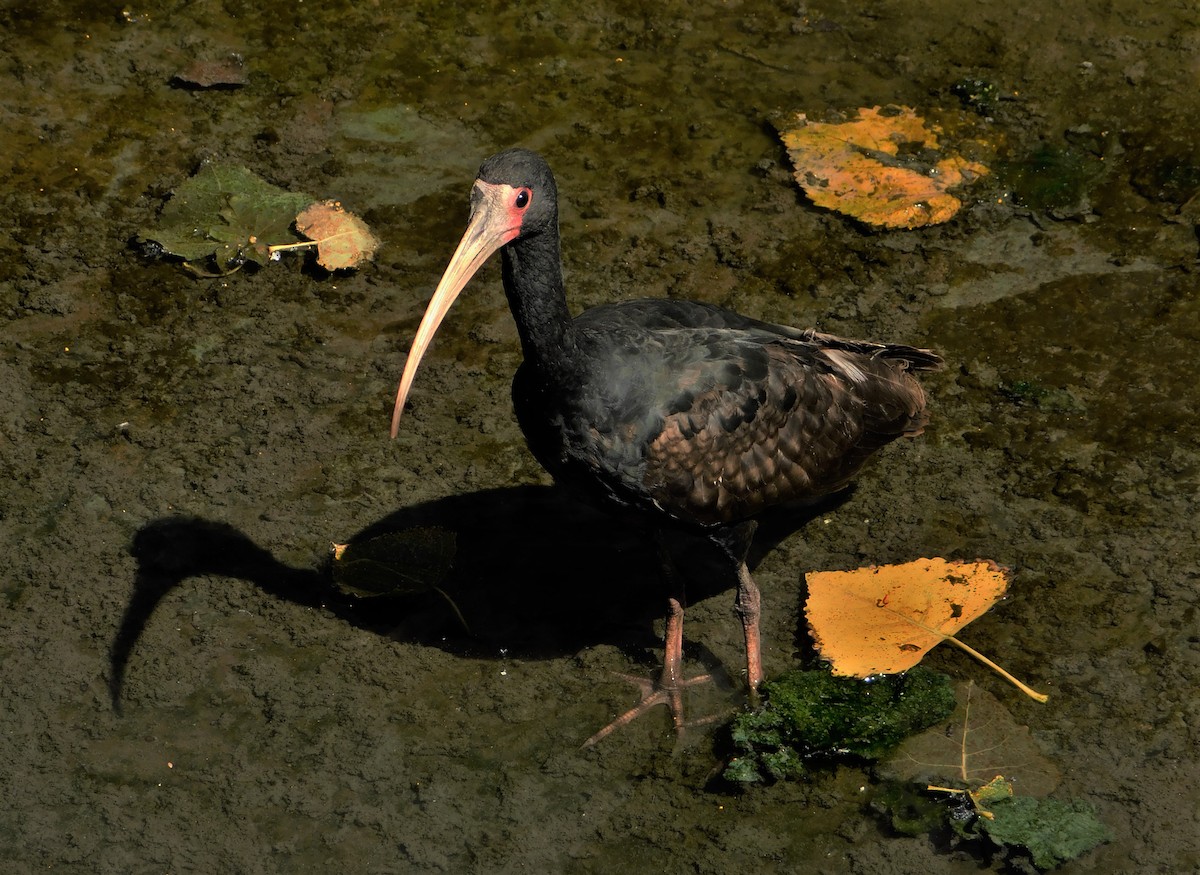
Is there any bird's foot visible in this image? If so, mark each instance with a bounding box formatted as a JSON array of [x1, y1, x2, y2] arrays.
[[581, 669, 723, 748]]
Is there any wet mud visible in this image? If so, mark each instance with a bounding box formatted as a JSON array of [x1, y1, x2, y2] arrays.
[[2, 1, 1197, 872]]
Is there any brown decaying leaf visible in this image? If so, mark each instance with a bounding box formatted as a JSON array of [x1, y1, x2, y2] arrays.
[[805, 558, 1048, 702], [173, 54, 249, 88], [293, 200, 381, 270], [781, 105, 989, 229], [329, 529, 467, 633], [881, 681, 1061, 798]]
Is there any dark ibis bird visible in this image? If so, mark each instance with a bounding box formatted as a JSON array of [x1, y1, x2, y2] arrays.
[[390, 149, 942, 745]]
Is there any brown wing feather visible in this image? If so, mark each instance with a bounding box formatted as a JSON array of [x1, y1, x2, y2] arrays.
[[642, 343, 930, 525]]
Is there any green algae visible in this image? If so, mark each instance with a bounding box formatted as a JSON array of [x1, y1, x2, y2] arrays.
[[998, 143, 1105, 213], [724, 667, 956, 783]]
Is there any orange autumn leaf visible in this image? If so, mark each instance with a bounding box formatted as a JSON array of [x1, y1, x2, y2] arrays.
[[806, 558, 1048, 702], [781, 105, 989, 229], [293, 200, 381, 269]]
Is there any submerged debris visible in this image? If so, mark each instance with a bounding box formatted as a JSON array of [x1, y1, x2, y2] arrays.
[[172, 53, 249, 89], [780, 105, 990, 228], [879, 682, 1110, 870]]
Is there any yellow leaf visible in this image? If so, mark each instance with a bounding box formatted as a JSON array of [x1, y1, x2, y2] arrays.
[[294, 200, 381, 269], [780, 106, 990, 229], [805, 558, 1047, 702]]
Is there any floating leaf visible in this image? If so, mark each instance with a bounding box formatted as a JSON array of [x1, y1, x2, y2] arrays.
[[973, 793, 1112, 869], [781, 105, 989, 228], [140, 163, 313, 273], [331, 528, 466, 632], [285, 200, 381, 269], [805, 558, 1048, 702], [926, 772, 1112, 869], [968, 774, 1016, 814], [878, 682, 1108, 869], [880, 681, 1061, 797]]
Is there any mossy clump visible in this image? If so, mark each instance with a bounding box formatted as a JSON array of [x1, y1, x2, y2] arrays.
[[724, 666, 956, 783], [951, 77, 1001, 116], [998, 379, 1085, 414]]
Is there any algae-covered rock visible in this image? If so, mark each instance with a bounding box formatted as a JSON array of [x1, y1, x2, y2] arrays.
[[725, 666, 956, 783]]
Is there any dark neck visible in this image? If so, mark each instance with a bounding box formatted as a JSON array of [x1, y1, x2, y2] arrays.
[[500, 225, 576, 380]]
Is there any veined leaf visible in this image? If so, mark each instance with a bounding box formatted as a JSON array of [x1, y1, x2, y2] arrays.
[[141, 162, 313, 270], [290, 200, 381, 269], [805, 558, 1048, 702], [880, 680, 1060, 797]]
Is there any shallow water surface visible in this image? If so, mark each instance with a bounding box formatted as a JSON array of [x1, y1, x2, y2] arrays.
[[1, 1, 1197, 872]]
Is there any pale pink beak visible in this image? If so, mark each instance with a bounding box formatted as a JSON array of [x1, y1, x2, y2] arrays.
[[390, 181, 523, 437]]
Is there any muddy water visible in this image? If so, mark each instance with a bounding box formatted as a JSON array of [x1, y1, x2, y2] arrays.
[[1, 1, 1197, 872]]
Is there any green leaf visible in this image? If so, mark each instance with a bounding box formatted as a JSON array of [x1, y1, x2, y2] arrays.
[[979, 795, 1112, 869], [141, 163, 313, 267]]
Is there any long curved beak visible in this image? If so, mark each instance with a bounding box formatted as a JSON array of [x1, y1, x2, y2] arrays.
[[390, 181, 520, 437]]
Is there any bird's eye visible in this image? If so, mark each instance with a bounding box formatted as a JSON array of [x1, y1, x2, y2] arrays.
[[515, 189, 530, 209]]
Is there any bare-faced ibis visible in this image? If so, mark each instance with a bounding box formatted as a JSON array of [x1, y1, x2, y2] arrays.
[[391, 149, 942, 745]]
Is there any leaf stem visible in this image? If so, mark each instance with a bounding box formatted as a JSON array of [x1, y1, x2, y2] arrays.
[[182, 259, 243, 278], [946, 636, 1049, 703], [431, 584, 472, 636], [268, 240, 318, 254], [269, 230, 355, 254], [927, 784, 966, 795]]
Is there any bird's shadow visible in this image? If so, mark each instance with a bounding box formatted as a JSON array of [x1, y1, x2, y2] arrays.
[[111, 484, 844, 713]]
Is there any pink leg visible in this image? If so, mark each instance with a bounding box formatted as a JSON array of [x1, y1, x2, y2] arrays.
[[581, 536, 719, 747], [734, 561, 763, 703], [580, 596, 709, 747], [660, 593, 686, 730]]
